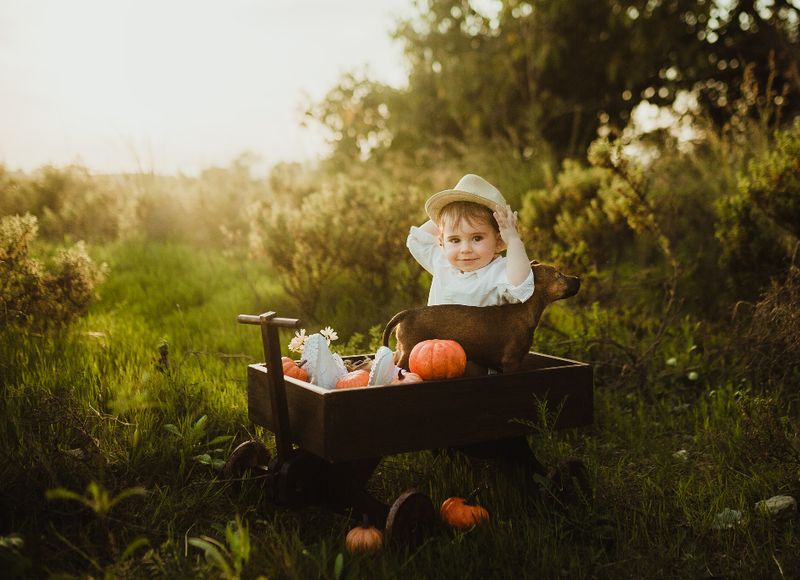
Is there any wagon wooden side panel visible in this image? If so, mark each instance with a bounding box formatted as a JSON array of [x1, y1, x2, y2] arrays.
[[247, 352, 593, 463], [247, 364, 326, 454]]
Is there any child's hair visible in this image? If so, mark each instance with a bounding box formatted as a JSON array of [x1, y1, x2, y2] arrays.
[[438, 201, 499, 232]]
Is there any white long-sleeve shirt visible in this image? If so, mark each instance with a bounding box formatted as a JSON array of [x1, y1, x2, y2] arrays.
[[407, 226, 534, 306]]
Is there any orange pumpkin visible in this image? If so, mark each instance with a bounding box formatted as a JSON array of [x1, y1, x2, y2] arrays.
[[345, 514, 383, 554], [335, 369, 370, 389], [391, 369, 424, 385], [440, 496, 490, 530], [409, 339, 466, 380], [281, 356, 309, 382]]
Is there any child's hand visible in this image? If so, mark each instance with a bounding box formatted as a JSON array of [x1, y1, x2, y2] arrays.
[[494, 203, 521, 244]]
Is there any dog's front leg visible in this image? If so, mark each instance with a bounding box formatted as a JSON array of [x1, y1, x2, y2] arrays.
[[499, 353, 524, 374], [393, 347, 410, 370]]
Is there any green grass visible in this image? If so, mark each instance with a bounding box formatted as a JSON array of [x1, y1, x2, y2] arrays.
[[1, 240, 798, 578]]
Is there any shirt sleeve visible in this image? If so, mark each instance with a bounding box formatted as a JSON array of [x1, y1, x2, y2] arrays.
[[406, 226, 440, 274], [500, 266, 534, 304]]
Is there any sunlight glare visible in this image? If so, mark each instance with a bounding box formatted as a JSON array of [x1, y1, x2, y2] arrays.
[[0, 0, 409, 175]]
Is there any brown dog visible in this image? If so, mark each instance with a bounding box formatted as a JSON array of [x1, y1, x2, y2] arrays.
[[382, 261, 580, 373]]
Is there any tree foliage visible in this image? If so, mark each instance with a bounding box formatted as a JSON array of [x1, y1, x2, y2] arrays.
[[308, 0, 800, 162]]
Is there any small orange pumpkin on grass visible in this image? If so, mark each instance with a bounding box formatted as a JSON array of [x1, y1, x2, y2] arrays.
[[440, 485, 490, 530], [281, 356, 309, 382], [345, 514, 383, 554], [409, 339, 466, 380]]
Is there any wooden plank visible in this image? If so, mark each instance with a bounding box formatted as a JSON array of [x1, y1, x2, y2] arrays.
[[322, 364, 592, 461], [246, 352, 593, 462], [246, 364, 272, 427], [247, 365, 327, 456]]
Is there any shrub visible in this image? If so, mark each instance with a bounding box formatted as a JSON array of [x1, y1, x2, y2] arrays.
[[130, 155, 274, 247], [714, 122, 800, 301], [737, 263, 800, 389], [0, 165, 131, 242], [133, 179, 192, 243], [0, 214, 107, 328], [519, 159, 634, 273], [742, 119, 800, 239], [715, 191, 789, 301], [251, 174, 427, 336], [0, 165, 27, 216]]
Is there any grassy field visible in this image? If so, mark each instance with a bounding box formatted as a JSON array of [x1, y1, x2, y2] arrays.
[[2, 240, 799, 578]]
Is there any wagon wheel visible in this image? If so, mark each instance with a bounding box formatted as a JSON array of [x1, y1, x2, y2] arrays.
[[385, 488, 435, 548], [270, 450, 331, 508], [223, 440, 271, 479]]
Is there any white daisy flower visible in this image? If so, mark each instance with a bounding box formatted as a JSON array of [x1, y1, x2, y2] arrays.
[[319, 326, 338, 345], [288, 329, 308, 353]]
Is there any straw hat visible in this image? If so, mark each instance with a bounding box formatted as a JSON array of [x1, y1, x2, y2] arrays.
[[425, 174, 507, 224]]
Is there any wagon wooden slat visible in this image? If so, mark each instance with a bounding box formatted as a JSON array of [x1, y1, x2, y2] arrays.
[[246, 352, 593, 463]]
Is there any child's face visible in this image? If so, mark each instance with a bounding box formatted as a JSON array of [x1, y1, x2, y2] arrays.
[[439, 216, 503, 273]]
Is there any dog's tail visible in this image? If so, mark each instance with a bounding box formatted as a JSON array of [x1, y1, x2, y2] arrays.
[[381, 309, 409, 347]]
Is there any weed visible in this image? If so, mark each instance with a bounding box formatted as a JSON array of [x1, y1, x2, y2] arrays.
[[46, 481, 149, 569], [163, 414, 234, 472], [188, 516, 251, 579]]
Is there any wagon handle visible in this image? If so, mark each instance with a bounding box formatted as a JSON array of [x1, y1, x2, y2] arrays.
[[238, 311, 302, 462], [237, 313, 302, 327]]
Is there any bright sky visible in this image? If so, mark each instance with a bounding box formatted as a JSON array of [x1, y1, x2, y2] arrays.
[[0, 0, 410, 175]]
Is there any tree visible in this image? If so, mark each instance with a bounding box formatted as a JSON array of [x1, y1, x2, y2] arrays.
[[307, 0, 799, 162]]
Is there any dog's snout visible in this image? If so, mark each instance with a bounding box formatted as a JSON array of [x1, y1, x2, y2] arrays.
[[564, 275, 581, 297]]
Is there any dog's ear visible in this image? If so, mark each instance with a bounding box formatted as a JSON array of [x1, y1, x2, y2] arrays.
[[530, 259, 540, 266]]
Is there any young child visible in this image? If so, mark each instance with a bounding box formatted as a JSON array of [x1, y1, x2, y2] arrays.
[[302, 175, 533, 389], [410, 174, 546, 480], [407, 174, 534, 307]]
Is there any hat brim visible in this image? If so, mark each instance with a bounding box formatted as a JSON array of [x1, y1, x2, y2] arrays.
[[425, 189, 501, 223]]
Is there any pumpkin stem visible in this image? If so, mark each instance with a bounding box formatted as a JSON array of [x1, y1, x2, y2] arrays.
[[361, 513, 370, 528], [298, 359, 307, 368], [465, 482, 489, 505]]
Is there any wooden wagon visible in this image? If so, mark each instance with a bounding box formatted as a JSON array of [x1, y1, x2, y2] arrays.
[[227, 311, 594, 545]]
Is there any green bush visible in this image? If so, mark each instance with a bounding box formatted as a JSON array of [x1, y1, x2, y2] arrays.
[[743, 119, 800, 239], [714, 191, 789, 301], [714, 122, 800, 301], [0, 165, 131, 242], [251, 173, 428, 335], [519, 159, 634, 273], [132, 177, 192, 243], [0, 213, 107, 328]]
